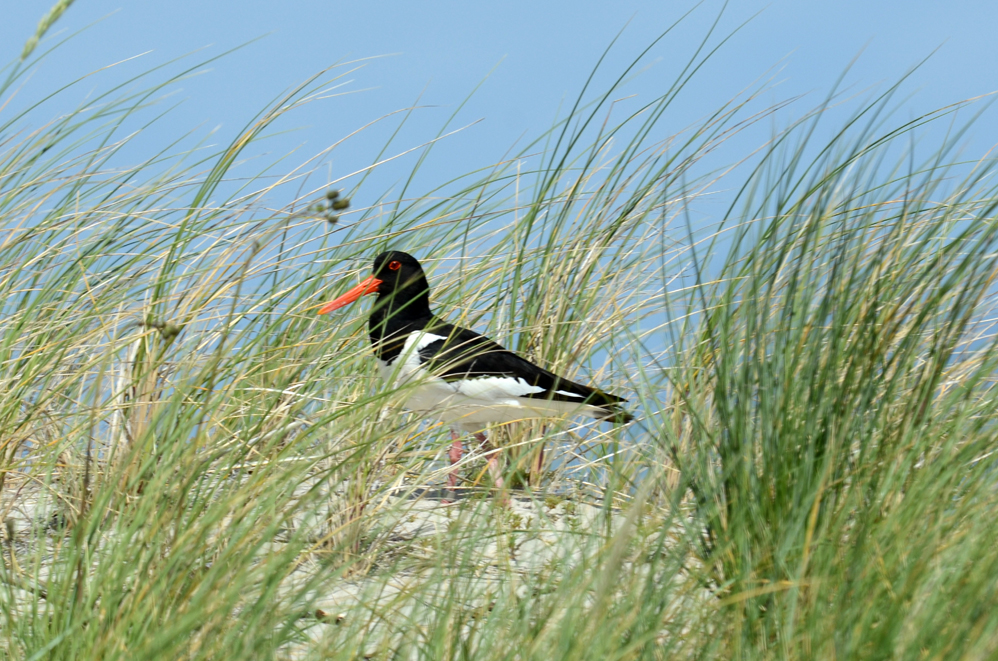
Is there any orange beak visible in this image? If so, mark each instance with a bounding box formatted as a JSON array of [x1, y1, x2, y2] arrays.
[[317, 275, 382, 314]]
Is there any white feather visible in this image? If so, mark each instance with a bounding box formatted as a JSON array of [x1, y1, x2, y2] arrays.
[[555, 389, 583, 398], [456, 376, 545, 400]]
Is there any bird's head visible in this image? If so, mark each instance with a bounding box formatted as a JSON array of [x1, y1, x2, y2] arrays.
[[318, 250, 429, 315]]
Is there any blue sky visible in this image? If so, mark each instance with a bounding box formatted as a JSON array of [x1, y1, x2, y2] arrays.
[[4, 1, 998, 218]]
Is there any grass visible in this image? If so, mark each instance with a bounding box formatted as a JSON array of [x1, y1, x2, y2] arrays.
[[2, 7, 998, 660]]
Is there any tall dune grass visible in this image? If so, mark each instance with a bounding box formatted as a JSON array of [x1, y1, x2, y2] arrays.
[[2, 13, 998, 661]]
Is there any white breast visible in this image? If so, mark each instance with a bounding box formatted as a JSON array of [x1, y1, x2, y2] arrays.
[[378, 331, 449, 383], [378, 332, 458, 410]]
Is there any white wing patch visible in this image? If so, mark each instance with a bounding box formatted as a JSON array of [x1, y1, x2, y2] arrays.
[[456, 376, 545, 400], [555, 390, 584, 398]]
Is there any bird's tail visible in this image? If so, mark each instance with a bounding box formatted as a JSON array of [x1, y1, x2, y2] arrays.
[[592, 403, 634, 425]]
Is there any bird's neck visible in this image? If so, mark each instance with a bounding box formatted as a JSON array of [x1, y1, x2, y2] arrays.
[[368, 286, 433, 361]]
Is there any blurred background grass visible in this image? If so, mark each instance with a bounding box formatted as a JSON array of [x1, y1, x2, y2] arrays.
[[1, 4, 998, 660]]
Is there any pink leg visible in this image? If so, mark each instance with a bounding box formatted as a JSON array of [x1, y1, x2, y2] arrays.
[[474, 432, 506, 493], [448, 430, 463, 489]]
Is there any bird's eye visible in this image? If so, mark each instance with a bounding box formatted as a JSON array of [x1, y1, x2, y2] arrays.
[[388, 260, 401, 271]]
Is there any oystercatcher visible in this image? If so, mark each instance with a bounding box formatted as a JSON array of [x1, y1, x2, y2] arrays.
[[318, 251, 633, 496]]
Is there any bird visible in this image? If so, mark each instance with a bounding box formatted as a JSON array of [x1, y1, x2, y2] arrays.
[[317, 250, 633, 499]]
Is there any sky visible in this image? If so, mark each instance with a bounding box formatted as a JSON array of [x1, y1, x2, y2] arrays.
[[4, 1, 998, 223]]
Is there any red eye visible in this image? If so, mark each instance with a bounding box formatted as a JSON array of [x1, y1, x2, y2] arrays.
[[388, 260, 401, 271]]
